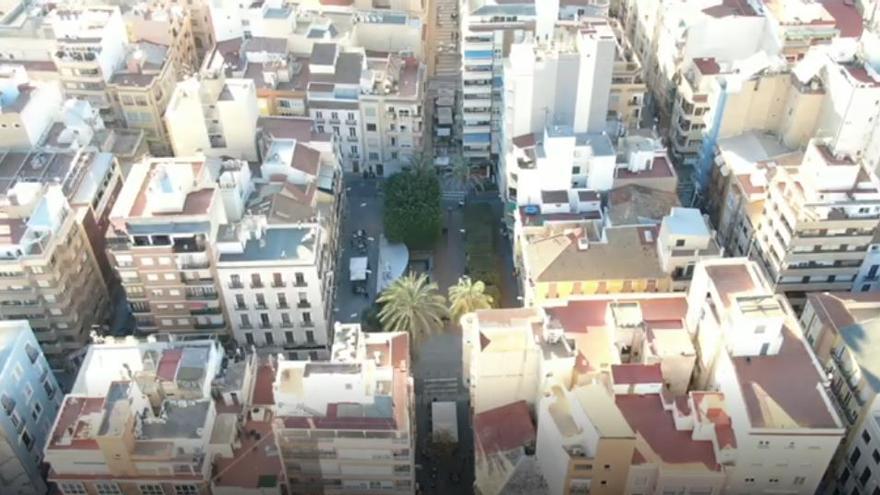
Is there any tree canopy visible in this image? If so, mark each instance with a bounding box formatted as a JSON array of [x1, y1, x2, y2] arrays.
[[383, 170, 442, 249]]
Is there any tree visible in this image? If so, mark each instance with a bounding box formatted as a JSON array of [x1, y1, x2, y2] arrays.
[[377, 273, 447, 346], [448, 276, 494, 322], [383, 170, 442, 249], [407, 151, 434, 177], [444, 154, 483, 191]]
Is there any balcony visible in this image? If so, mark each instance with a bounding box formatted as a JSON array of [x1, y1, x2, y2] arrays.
[[277, 302, 290, 309], [301, 320, 314, 328], [183, 276, 214, 285], [228, 282, 244, 289], [190, 306, 222, 316], [271, 281, 285, 288], [185, 290, 219, 300], [194, 321, 226, 330], [251, 282, 264, 289]]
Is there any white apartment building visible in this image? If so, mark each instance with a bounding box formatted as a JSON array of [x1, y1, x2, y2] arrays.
[[0, 1, 57, 64], [503, 21, 616, 143], [687, 259, 845, 495], [164, 70, 259, 161], [752, 139, 880, 308], [272, 323, 415, 494], [0, 320, 62, 495], [502, 126, 615, 206], [49, 6, 128, 126], [215, 116, 341, 358], [0, 65, 61, 149]]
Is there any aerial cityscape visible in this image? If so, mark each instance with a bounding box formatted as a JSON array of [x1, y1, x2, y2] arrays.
[[0, 0, 879, 494]]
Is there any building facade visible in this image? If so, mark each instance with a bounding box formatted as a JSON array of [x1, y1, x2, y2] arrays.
[[0, 320, 62, 495]]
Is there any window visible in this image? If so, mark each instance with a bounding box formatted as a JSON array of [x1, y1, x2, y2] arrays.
[[793, 476, 805, 486], [31, 401, 41, 421], [873, 449, 879, 463], [23, 383, 33, 402], [675, 239, 685, 247], [295, 273, 306, 286], [11, 363, 22, 382], [315, 111, 323, 119], [302, 312, 312, 325], [273, 273, 283, 287], [349, 127, 357, 137], [19, 427, 32, 450], [244, 332, 254, 345], [281, 313, 292, 327], [572, 166, 581, 174], [59, 483, 87, 495], [255, 294, 266, 308], [265, 333, 274, 345], [366, 123, 377, 132], [174, 485, 199, 495], [139, 485, 165, 495], [240, 314, 251, 328], [235, 294, 246, 309], [95, 483, 122, 495], [230, 274, 241, 288], [306, 330, 315, 343], [758, 440, 770, 449], [285, 331, 294, 344], [260, 313, 271, 328], [864, 430, 872, 444], [277, 293, 288, 308]]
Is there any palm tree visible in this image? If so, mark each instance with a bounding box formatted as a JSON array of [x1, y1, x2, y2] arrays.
[[445, 155, 483, 191], [377, 273, 447, 345], [448, 276, 494, 322]]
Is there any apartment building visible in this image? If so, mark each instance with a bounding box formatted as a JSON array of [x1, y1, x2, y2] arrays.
[[0, 1, 58, 64], [49, 6, 128, 127], [38, 98, 148, 176], [687, 259, 845, 494], [0, 65, 62, 149], [799, 292, 880, 494], [272, 323, 415, 495], [0, 149, 120, 367], [107, 42, 181, 155], [503, 21, 616, 146], [164, 61, 259, 161], [126, 1, 199, 75], [502, 126, 615, 206], [464, 258, 845, 495], [752, 140, 880, 309], [358, 53, 424, 176], [707, 132, 802, 257], [215, 146, 341, 359], [460, 0, 612, 162], [516, 206, 720, 304], [44, 337, 228, 495], [107, 155, 232, 335], [0, 320, 62, 495]]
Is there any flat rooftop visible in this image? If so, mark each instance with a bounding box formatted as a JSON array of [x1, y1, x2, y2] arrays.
[[732, 327, 839, 429], [617, 394, 720, 470]]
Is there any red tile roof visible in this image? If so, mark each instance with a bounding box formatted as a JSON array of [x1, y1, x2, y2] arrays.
[[474, 401, 536, 455], [820, 0, 863, 38], [291, 143, 320, 176], [612, 364, 663, 385], [616, 394, 720, 470]]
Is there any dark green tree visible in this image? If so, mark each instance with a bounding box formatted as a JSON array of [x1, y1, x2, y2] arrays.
[[383, 170, 442, 249]]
